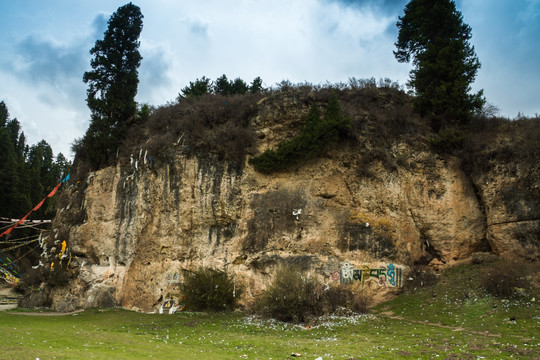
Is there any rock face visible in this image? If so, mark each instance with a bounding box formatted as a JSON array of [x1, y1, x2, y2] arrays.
[[39, 91, 538, 312], [466, 120, 540, 260]]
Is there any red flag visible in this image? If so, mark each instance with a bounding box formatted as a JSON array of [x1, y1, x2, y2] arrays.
[[0, 179, 64, 238], [16, 214, 29, 226], [47, 182, 61, 198], [32, 199, 46, 212], [1, 227, 14, 237]]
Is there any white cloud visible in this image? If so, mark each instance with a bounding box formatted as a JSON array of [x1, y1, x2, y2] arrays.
[[0, 72, 88, 158], [137, 0, 407, 99], [138, 42, 175, 104]]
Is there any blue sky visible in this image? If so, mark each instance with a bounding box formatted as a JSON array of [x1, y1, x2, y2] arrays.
[[0, 0, 539, 158]]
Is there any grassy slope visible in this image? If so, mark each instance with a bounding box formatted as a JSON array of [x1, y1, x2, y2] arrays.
[[1, 261, 539, 359], [372, 261, 540, 359]]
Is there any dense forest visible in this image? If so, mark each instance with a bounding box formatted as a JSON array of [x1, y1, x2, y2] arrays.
[[0, 101, 70, 277], [0, 101, 70, 220]]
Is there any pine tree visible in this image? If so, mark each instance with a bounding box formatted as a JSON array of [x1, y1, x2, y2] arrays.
[[0, 101, 71, 220], [249, 77, 263, 93], [214, 74, 232, 95], [178, 76, 212, 99], [0, 126, 25, 217], [82, 2, 143, 168], [231, 78, 249, 95], [394, 0, 484, 130], [0, 105, 31, 218]]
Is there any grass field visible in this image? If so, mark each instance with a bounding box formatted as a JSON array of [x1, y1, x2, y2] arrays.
[[1, 261, 539, 359]]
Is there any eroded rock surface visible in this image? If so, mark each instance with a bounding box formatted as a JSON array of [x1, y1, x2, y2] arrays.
[[35, 91, 538, 312]]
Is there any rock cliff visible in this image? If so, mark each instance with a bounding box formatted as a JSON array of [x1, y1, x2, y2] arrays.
[[32, 89, 539, 312], [465, 119, 540, 259]]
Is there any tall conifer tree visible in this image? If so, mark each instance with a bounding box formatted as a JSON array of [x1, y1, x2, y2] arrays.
[[394, 0, 484, 130], [82, 2, 143, 168]]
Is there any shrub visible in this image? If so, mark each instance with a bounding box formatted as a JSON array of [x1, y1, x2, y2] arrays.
[[351, 287, 373, 313], [318, 286, 354, 314], [427, 127, 469, 153], [254, 266, 373, 323], [250, 92, 350, 173], [320, 286, 372, 314], [481, 258, 532, 298], [16, 248, 73, 291], [402, 264, 439, 293], [143, 93, 259, 165], [460, 116, 540, 176], [137, 103, 154, 122], [181, 75, 264, 99], [255, 266, 322, 323], [48, 262, 72, 287], [179, 267, 240, 311], [16, 267, 45, 293]]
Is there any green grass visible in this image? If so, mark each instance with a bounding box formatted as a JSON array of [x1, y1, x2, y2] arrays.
[[1, 261, 539, 359], [372, 261, 540, 359]]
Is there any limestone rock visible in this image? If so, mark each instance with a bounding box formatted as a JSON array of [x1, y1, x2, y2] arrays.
[[42, 91, 537, 312], [468, 121, 540, 260]]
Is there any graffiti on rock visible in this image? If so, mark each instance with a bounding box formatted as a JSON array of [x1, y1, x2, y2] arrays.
[[165, 272, 180, 283], [336, 262, 403, 287]]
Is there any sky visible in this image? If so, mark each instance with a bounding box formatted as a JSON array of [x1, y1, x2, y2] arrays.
[[0, 0, 539, 158]]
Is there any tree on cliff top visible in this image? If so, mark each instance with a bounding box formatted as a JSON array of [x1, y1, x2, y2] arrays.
[[82, 2, 143, 169], [395, 0, 484, 130]]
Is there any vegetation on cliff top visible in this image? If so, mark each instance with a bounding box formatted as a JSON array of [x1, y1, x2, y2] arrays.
[[178, 74, 264, 99], [114, 78, 425, 174], [249, 92, 351, 173]]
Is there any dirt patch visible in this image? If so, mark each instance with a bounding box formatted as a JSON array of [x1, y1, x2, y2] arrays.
[[379, 310, 396, 317], [369, 289, 401, 308]]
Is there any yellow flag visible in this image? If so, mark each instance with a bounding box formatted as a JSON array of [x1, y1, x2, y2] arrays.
[[59, 240, 66, 259]]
